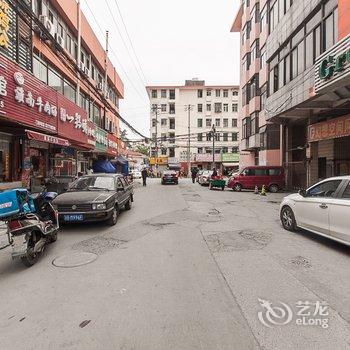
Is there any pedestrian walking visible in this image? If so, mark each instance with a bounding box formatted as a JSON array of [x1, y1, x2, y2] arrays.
[[191, 168, 197, 184], [141, 167, 148, 187], [212, 168, 218, 178]]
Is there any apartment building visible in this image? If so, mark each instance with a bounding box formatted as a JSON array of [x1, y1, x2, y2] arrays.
[[146, 79, 239, 174], [232, 0, 350, 189], [0, 0, 124, 191], [231, 0, 282, 170]]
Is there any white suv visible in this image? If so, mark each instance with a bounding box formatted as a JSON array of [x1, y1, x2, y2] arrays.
[[280, 176, 350, 246]]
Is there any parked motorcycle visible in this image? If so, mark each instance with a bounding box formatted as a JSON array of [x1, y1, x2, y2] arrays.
[[0, 189, 59, 267]]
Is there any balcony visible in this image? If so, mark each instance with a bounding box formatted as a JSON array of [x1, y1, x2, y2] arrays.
[[241, 39, 251, 59], [259, 26, 269, 48], [248, 133, 260, 149], [259, 65, 268, 88], [248, 58, 260, 81], [250, 22, 260, 42], [249, 95, 261, 115]]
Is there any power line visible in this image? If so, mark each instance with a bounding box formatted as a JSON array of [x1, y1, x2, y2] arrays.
[[104, 0, 147, 88], [83, 1, 147, 102], [112, 0, 148, 84]]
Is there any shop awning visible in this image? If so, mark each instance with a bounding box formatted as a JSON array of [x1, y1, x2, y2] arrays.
[[26, 130, 70, 147], [222, 162, 239, 167], [111, 155, 128, 165]]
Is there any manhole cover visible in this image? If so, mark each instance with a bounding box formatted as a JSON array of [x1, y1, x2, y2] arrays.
[[52, 252, 98, 268]]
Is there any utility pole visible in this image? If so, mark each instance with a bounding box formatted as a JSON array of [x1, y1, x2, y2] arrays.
[[212, 124, 216, 169], [76, 0, 81, 99], [185, 105, 193, 177], [151, 105, 161, 174], [104, 31, 109, 99]]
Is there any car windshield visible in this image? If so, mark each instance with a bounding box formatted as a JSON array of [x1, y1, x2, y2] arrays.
[[163, 171, 176, 175], [70, 176, 115, 191]]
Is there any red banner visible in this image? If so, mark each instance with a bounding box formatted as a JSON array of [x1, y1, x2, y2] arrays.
[[26, 130, 70, 146], [0, 55, 57, 133], [107, 133, 118, 156], [308, 115, 350, 142]]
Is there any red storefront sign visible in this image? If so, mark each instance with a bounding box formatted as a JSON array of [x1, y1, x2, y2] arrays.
[[107, 133, 118, 156], [56, 94, 95, 150], [0, 55, 57, 133], [308, 115, 350, 142], [26, 130, 70, 146]]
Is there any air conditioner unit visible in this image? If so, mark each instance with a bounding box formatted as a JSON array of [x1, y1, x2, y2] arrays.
[[39, 15, 55, 36], [97, 82, 103, 91], [55, 33, 64, 48], [79, 62, 86, 72], [84, 67, 90, 77]]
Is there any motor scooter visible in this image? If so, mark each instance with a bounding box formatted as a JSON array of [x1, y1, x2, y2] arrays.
[[0, 191, 59, 267]]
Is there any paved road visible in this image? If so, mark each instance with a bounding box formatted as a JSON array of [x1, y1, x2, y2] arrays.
[[0, 178, 349, 350]]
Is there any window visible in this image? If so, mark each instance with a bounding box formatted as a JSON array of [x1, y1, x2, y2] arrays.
[[169, 133, 175, 143], [161, 148, 167, 155], [206, 133, 212, 141], [206, 89, 211, 96], [161, 104, 167, 112], [161, 133, 167, 141], [297, 41, 304, 75], [232, 133, 238, 141], [223, 118, 228, 127], [223, 89, 228, 97], [291, 48, 298, 79], [215, 89, 221, 97], [169, 148, 175, 157], [232, 147, 238, 153], [342, 183, 350, 199], [232, 104, 238, 112], [206, 118, 211, 127], [151, 90, 157, 98], [253, 3, 260, 23], [169, 103, 175, 114], [161, 89, 167, 98], [33, 56, 48, 83], [269, 65, 278, 95], [232, 90, 238, 96], [260, 5, 267, 31], [223, 104, 229, 112], [251, 39, 260, 61], [251, 113, 259, 134], [206, 104, 211, 112], [197, 119, 203, 127], [63, 80, 76, 103], [242, 168, 255, 176], [197, 133, 203, 141], [243, 53, 251, 71], [324, 12, 336, 51], [161, 118, 167, 126], [197, 147, 203, 154], [222, 147, 228, 154], [214, 103, 222, 113], [268, 168, 282, 176], [284, 54, 291, 84], [169, 118, 175, 129], [305, 32, 313, 68], [223, 133, 228, 141], [307, 180, 342, 198], [215, 118, 220, 127], [198, 104, 203, 113], [215, 133, 220, 142], [260, 48, 267, 68], [232, 119, 238, 127], [169, 89, 175, 99], [198, 89, 203, 98], [152, 119, 156, 127]]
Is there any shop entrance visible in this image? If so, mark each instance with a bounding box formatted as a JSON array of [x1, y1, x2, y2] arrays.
[[334, 136, 350, 176]]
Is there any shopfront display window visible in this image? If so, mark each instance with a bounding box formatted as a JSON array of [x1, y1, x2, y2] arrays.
[[0, 132, 12, 183]]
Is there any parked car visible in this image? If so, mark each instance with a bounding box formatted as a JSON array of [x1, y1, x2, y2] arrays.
[[52, 174, 133, 226], [227, 166, 285, 192], [130, 169, 142, 179], [198, 170, 213, 186], [161, 170, 178, 185], [280, 176, 350, 246]]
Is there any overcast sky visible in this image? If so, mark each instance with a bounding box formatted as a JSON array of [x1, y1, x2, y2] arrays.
[[81, 0, 241, 139]]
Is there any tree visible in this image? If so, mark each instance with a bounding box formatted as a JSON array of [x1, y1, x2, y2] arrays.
[[134, 144, 150, 156]]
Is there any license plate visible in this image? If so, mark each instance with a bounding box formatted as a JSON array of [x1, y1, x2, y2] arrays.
[[63, 214, 84, 221]]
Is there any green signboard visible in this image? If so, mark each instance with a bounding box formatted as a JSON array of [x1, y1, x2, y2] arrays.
[[221, 153, 239, 162], [95, 127, 108, 152], [319, 50, 350, 80]]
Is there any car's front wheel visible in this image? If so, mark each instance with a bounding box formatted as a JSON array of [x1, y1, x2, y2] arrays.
[[107, 206, 119, 226], [281, 206, 297, 232], [233, 183, 242, 192], [269, 184, 279, 193], [125, 197, 132, 210]]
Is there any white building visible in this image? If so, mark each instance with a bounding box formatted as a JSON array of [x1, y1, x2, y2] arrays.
[[146, 79, 239, 174]]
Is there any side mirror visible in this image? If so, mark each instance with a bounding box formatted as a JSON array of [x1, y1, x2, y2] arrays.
[[117, 187, 124, 192], [298, 189, 307, 197]]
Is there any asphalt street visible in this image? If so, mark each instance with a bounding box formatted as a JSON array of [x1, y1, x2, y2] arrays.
[[0, 178, 349, 350]]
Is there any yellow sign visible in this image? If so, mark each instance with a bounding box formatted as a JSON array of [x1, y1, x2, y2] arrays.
[[149, 157, 168, 165], [0, 0, 10, 49]]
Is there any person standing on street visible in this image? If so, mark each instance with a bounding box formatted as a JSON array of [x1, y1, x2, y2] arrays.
[[141, 167, 148, 187], [191, 168, 197, 184]]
